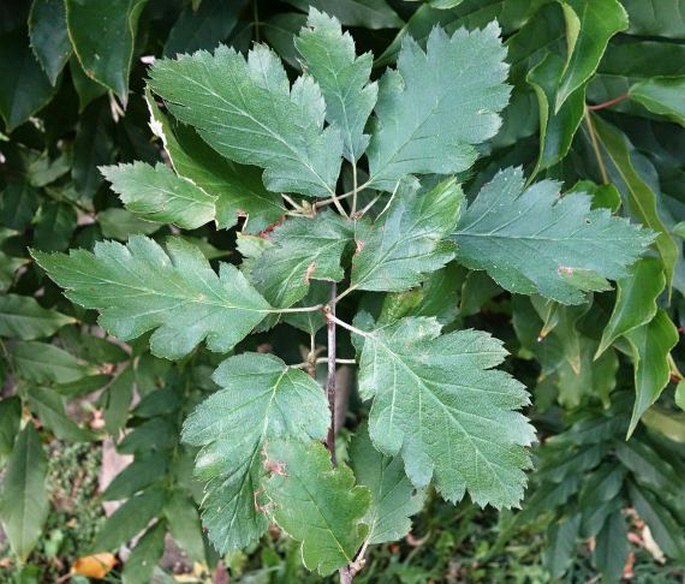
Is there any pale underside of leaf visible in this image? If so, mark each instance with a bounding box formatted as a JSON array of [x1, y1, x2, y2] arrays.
[[357, 316, 535, 508], [263, 439, 370, 575], [148, 44, 343, 197], [145, 92, 285, 233], [295, 8, 378, 162], [32, 236, 272, 359], [182, 353, 330, 552], [253, 210, 353, 307], [350, 177, 462, 292]]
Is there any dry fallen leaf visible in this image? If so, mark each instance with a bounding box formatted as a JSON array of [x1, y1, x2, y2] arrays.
[[71, 552, 117, 579]]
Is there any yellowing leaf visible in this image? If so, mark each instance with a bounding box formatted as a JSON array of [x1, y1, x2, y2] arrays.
[[71, 553, 117, 579]]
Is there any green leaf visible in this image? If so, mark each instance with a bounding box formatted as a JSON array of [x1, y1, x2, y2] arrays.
[[263, 440, 370, 575], [164, 0, 243, 57], [0, 397, 21, 460], [253, 211, 352, 307], [357, 316, 534, 507], [118, 418, 177, 455], [286, 0, 403, 29], [27, 386, 93, 442], [527, 51, 585, 172], [621, 0, 685, 39], [101, 162, 216, 230], [182, 353, 329, 552], [121, 521, 166, 584], [0, 294, 75, 340], [554, 0, 628, 110], [0, 424, 49, 562], [92, 487, 166, 552], [65, 0, 148, 105], [367, 24, 509, 190], [0, 29, 57, 131], [164, 492, 205, 563], [33, 236, 273, 359], [96, 208, 160, 240], [69, 57, 107, 112], [28, 0, 71, 85], [453, 167, 652, 304], [0, 183, 40, 231], [263, 13, 308, 69], [72, 101, 115, 201], [628, 481, 685, 563], [543, 514, 581, 579], [591, 115, 679, 288], [12, 341, 93, 384], [144, 91, 284, 233], [102, 454, 167, 501], [351, 178, 462, 292], [103, 367, 134, 434], [624, 310, 679, 437], [677, 381, 685, 411], [149, 44, 343, 197], [33, 202, 78, 252], [596, 257, 665, 357], [295, 9, 377, 162], [350, 424, 424, 544], [630, 77, 685, 126]]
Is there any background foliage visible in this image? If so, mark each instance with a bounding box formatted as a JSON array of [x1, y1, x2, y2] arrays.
[[1, 0, 684, 582]]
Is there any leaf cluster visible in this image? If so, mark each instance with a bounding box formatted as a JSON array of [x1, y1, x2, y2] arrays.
[[1, 1, 684, 582]]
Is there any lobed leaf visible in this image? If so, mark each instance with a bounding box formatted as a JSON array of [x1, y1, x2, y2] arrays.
[[351, 178, 462, 292], [101, 162, 216, 230], [453, 167, 654, 304], [366, 23, 510, 190], [145, 92, 285, 233], [148, 44, 343, 197], [357, 316, 535, 508], [263, 439, 370, 575], [253, 210, 353, 307], [350, 424, 425, 544], [33, 236, 272, 359], [295, 9, 378, 161], [182, 353, 329, 552]]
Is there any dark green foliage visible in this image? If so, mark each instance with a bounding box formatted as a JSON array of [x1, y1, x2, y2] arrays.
[[1, 1, 684, 582]]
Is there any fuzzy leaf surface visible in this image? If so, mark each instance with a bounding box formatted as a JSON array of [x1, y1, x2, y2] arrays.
[[33, 236, 271, 359], [253, 210, 352, 307], [263, 440, 370, 575], [148, 44, 343, 197], [101, 162, 216, 230], [357, 316, 534, 508], [366, 24, 509, 190], [145, 93, 285, 233], [182, 353, 329, 552], [295, 9, 377, 161], [453, 167, 653, 304], [350, 424, 424, 544], [351, 178, 462, 292]]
